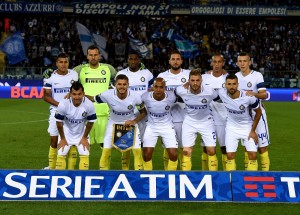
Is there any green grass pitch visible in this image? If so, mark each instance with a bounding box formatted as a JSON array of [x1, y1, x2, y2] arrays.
[[0, 99, 299, 214]]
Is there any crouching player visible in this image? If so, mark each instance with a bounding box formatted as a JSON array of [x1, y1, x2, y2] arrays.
[[55, 82, 96, 170], [142, 78, 178, 170]]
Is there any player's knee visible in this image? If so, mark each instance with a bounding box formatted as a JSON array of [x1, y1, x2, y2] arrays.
[[258, 146, 268, 154], [167, 149, 178, 161], [227, 152, 235, 160], [183, 147, 193, 157], [142, 147, 153, 162], [247, 152, 257, 160], [206, 147, 216, 156]]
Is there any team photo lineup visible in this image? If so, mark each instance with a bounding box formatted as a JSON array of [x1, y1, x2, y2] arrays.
[[43, 45, 270, 172]]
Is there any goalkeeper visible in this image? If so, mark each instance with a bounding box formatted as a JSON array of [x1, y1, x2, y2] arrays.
[[44, 45, 117, 152]]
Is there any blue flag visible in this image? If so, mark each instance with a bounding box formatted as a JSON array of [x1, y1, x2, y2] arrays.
[[126, 27, 149, 58], [174, 34, 199, 59], [0, 32, 27, 65]]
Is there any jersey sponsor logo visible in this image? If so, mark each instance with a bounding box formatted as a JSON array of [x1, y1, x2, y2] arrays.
[[65, 117, 85, 124], [129, 85, 146, 91], [101, 70, 106, 75], [149, 112, 168, 118], [181, 78, 187, 83], [247, 82, 252, 88], [54, 83, 59, 85], [239, 105, 245, 110], [186, 104, 207, 110], [166, 85, 177, 91], [112, 109, 134, 116], [54, 87, 70, 93], [82, 111, 87, 117], [85, 78, 107, 83], [202, 98, 207, 103], [140, 77, 145, 82], [226, 107, 245, 114]]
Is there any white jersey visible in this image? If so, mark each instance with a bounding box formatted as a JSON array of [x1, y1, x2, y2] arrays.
[[236, 70, 266, 113], [141, 91, 176, 126], [175, 84, 218, 122], [202, 73, 227, 125], [94, 89, 143, 123], [116, 68, 153, 96], [43, 69, 78, 110], [55, 97, 97, 144], [218, 89, 260, 128], [157, 69, 190, 122]]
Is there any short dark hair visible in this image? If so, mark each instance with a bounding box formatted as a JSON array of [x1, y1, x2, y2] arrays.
[[169, 50, 182, 60], [87, 45, 100, 53], [226, 73, 238, 81], [70, 81, 84, 92], [56, 53, 69, 62], [115, 74, 129, 83], [238, 52, 250, 58], [189, 68, 201, 79], [128, 50, 140, 58]]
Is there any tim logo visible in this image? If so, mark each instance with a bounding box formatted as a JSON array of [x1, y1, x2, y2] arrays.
[[244, 176, 276, 198]]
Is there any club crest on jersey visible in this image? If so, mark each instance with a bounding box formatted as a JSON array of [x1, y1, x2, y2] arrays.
[[202, 98, 207, 103], [128, 105, 133, 110], [247, 82, 252, 88], [181, 78, 186, 83], [82, 111, 87, 117], [140, 77, 145, 82], [222, 83, 225, 88], [70, 80, 75, 84], [101, 70, 106, 75], [239, 105, 245, 110], [165, 105, 170, 110]]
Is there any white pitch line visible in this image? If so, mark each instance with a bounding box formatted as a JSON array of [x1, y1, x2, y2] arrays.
[[0, 119, 48, 125]]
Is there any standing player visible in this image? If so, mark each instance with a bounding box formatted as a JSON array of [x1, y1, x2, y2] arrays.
[[73, 45, 117, 149], [202, 54, 228, 170], [236, 52, 270, 171], [87, 74, 146, 170], [55, 82, 96, 170], [116, 50, 153, 170], [141, 78, 178, 170], [157, 50, 190, 170], [176, 69, 218, 171], [43, 53, 78, 170], [217, 74, 262, 171]]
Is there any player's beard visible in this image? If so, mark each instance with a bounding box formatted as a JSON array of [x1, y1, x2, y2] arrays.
[[228, 88, 237, 95], [170, 65, 181, 71]]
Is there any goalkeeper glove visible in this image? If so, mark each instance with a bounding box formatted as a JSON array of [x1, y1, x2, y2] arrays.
[[43, 68, 54, 79]]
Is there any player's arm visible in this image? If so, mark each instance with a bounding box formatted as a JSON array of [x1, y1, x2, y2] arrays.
[[124, 104, 147, 127], [246, 89, 267, 100], [248, 99, 262, 143], [43, 88, 59, 106], [79, 121, 94, 151], [55, 108, 68, 151], [108, 64, 118, 87]]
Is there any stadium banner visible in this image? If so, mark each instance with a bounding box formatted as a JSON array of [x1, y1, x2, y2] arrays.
[[0, 170, 231, 201], [232, 171, 300, 203], [0, 86, 43, 99], [0, 2, 63, 13], [190, 6, 287, 16], [74, 4, 170, 16]]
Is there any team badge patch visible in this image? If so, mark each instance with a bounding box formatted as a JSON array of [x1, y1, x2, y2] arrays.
[[202, 98, 207, 103], [82, 111, 87, 117], [247, 82, 252, 88], [239, 105, 245, 110], [181, 78, 186, 83], [128, 105, 133, 110], [140, 77, 145, 82], [70, 80, 75, 84], [165, 105, 170, 110], [101, 70, 106, 75], [222, 83, 225, 88], [112, 124, 136, 152]]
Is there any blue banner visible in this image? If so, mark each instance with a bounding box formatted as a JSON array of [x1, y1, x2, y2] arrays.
[[190, 6, 287, 16], [0, 170, 231, 201], [0, 32, 27, 65], [0, 86, 43, 99], [232, 172, 300, 203], [0, 2, 63, 13], [74, 4, 170, 16]]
